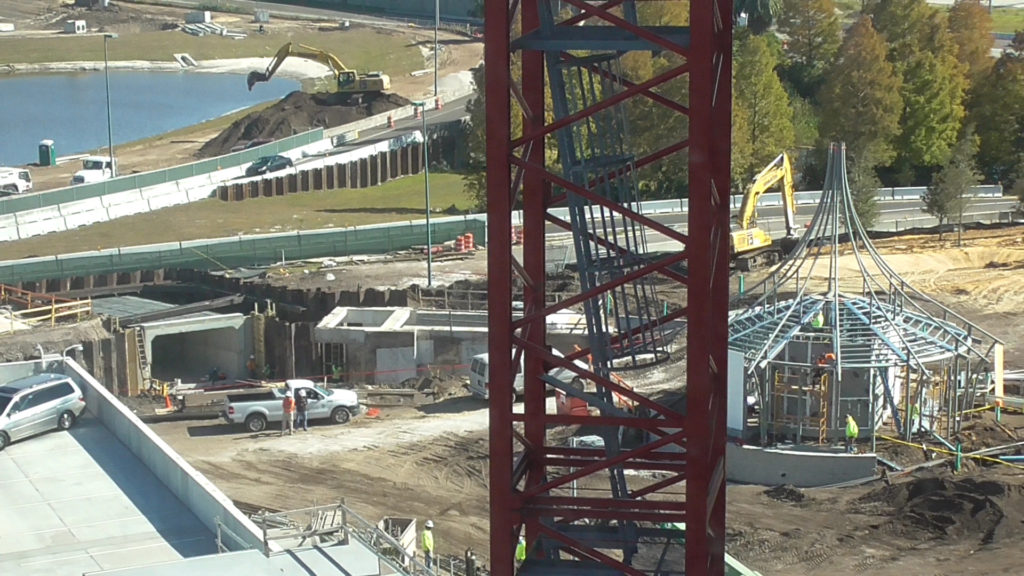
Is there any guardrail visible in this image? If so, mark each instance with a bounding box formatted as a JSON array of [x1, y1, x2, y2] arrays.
[[0, 130, 324, 216], [515, 184, 1005, 223]]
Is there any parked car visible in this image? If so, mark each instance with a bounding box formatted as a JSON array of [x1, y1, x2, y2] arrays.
[[222, 379, 362, 433], [0, 373, 86, 451], [245, 154, 293, 177]]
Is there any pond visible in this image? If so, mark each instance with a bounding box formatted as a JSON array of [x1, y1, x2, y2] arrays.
[[0, 70, 299, 166]]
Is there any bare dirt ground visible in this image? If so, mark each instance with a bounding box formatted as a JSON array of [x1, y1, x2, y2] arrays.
[[141, 226, 1024, 573]]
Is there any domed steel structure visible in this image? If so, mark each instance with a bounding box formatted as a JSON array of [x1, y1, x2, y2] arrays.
[[729, 143, 1003, 447]]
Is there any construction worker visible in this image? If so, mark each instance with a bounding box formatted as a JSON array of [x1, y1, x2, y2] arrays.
[[515, 535, 527, 568], [295, 389, 310, 432], [246, 354, 258, 379], [422, 520, 435, 569], [845, 414, 859, 453], [811, 310, 825, 329], [281, 390, 296, 436]]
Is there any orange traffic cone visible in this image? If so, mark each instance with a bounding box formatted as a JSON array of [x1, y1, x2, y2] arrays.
[[164, 395, 173, 410]]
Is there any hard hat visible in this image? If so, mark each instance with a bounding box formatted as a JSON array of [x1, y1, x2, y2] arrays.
[[425, 520, 434, 528], [285, 390, 293, 397], [250, 354, 255, 359], [298, 389, 306, 396]]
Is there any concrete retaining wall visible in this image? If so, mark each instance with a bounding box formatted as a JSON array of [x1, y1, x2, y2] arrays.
[[62, 359, 264, 552], [726, 442, 876, 487]]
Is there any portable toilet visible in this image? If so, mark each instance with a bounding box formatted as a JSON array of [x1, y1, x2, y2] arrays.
[[38, 140, 56, 166], [63, 20, 87, 34]]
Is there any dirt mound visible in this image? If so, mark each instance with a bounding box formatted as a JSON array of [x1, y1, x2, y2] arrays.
[[199, 90, 412, 158], [857, 476, 1024, 543], [764, 484, 806, 503]]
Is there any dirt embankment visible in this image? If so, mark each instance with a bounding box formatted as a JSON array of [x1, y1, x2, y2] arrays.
[[198, 91, 413, 157]]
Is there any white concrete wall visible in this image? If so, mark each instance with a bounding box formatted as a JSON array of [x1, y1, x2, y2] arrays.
[[726, 443, 876, 487], [62, 359, 264, 552]]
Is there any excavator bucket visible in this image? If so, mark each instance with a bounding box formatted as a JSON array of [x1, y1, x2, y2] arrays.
[[246, 71, 269, 91]]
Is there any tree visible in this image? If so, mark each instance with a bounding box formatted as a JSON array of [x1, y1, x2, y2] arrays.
[[922, 127, 980, 243], [847, 156, 882, 229], [733, 34, 795, 183], [735, 0, 783, 34], [777, 0, 841, 99], [973, 50, 1024, 185], [947, 0, 994, 98], [818, 17, 902, 167], [871, 0, 967, 172]]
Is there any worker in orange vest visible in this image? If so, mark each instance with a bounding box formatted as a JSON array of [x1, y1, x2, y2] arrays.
[[281, 390, 296, 436]]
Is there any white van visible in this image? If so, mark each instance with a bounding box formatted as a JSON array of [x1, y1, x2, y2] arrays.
[[468, 347, 586, 402]]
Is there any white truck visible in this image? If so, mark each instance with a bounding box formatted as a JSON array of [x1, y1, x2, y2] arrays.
[[222, 379, 363, 433], [0, 167, 32, 195], [468, 347, 588, 402], [70, 156, 117, 185]]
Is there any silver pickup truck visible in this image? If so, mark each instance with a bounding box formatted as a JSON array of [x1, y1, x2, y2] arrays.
[[222, 379, 362, 433]]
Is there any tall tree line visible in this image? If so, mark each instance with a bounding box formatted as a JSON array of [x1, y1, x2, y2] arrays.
[[462, 0, 1014, 229]]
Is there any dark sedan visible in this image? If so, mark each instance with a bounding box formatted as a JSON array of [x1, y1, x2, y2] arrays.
[[245, 155, 293, 177]]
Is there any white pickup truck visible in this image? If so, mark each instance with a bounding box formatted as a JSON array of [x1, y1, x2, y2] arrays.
[[222, 379, 363, 433], [0, 167, 32, 195], [70, 156, 117, 185], [468, 347, 587, 402]]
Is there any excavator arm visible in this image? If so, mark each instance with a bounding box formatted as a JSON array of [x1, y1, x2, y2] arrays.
[[736, 152, 799, 237], [247, 43, 358, 91]]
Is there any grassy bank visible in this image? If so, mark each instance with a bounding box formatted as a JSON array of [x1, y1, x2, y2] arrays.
[[0, 173, 472, 260], [0, 28, 423, 76]]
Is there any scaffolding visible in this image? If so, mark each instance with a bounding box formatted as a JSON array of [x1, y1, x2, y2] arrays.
[[729, 143, 1003, 446]]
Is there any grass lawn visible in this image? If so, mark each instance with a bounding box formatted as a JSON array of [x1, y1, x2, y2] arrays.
[[0, 173, 473, 260], [990, 8, 1024, 35], [0, 27, 424, 77]]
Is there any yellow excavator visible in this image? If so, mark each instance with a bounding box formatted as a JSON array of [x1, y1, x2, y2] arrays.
[[247, 42, 391, 99], [730, 152, 800, 271]]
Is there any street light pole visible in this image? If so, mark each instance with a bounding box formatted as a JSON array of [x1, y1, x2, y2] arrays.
[[422, 104, 433, 286], [434, 0, 439, 97], [103, 33, 118, 177]]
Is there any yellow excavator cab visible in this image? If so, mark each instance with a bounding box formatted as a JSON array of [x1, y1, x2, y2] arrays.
[[729, 152, 800, 270], [247, 42, 391, 95]]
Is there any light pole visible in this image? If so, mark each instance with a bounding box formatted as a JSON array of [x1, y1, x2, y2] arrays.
[[103, 33, 118, 177], [434, 0, 439, 98], [414, 101, 433, 286]]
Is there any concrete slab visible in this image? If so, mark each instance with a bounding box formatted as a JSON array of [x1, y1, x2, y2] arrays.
[[0, 414, 216, 576]]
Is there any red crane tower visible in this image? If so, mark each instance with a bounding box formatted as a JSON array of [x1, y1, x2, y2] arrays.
[[486, 1, 731, 574]]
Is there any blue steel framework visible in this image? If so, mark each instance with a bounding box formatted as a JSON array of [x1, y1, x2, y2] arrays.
[[486, 1, 731, 575]]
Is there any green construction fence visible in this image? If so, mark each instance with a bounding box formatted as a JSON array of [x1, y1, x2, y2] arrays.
[[0, 216, 486, 284]]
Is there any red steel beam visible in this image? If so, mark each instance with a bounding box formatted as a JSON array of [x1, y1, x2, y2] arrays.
[[486, 0, 515, 572]]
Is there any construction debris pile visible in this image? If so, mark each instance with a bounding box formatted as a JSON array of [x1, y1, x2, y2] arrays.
[[855, 476, 1024, 543], [200, 90, 413, 157]]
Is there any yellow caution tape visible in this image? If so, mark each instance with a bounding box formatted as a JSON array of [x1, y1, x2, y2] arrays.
[[877, 434, 1024, 470]]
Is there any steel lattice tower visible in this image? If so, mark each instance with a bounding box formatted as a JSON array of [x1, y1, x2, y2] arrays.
[[486, 1, 731, 574]]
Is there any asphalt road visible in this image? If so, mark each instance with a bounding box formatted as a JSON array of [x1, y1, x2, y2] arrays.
[[539, 197, 1020, 252]]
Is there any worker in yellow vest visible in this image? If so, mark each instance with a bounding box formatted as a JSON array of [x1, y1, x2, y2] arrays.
[[515, 535, 527, 568], [811, 310, 825, 329], [422, 520, 435, 569], [845, 414, 859, 453]]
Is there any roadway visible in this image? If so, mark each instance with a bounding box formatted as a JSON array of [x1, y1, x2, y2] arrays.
[[537, 197, 1020, 252]]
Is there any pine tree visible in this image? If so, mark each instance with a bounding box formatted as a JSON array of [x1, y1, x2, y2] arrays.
[[871, 0, 967, 171], [847, 157, 881, 230], [734, 34, 795, 181], [972, 49, 1024, 185], [818, 17, 902, 166], [777, 0, 841, 99], [947, 0, 995, 92], [923, 127, 980, 243]]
